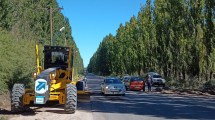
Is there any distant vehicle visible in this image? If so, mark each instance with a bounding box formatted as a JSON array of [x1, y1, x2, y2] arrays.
[[122, 76, 131, 90], [129, 77, 145, 91], [101, 77, 126, 96], [148, 72, 166, 87]]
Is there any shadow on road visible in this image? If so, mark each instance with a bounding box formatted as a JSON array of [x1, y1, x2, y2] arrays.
[[86, 74, 215, 120], [91, 92, 215, 119], [0, 108, 36, 116], [0, 96, 91, 115]]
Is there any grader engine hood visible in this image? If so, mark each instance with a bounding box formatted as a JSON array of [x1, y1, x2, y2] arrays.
[[34, 68, 57, 104]]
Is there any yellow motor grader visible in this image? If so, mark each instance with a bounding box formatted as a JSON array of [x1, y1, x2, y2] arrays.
[[11, 44, 87, 113]]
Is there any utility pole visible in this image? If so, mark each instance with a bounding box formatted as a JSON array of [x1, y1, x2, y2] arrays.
[[49, 6, 63, 46], [50, 6, 53, 46]]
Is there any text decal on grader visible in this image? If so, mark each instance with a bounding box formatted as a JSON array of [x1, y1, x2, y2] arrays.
[[35, 96, 45, 104]]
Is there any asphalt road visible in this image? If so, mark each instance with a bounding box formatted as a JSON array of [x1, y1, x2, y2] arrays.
[[4, 74, 215, 120], [86, 74, 215, 120]]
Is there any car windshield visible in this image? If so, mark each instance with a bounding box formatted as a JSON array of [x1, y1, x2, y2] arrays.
[[124, 77, 130, 80], [153, 75, 162, 78], [105, 78, 122, 84], [130, 77, 143, 82]]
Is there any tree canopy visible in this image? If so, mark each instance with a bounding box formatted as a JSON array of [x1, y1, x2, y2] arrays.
[[0, 0, 84, 92], [88, 0, 215, 88]]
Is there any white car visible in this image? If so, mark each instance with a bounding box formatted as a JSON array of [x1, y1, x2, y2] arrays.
[[101, 77, 126, 96], [148, 72, 166, 87]]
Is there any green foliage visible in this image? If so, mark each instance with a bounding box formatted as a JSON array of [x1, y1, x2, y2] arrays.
[[204, 80, 215, 90], [0, 0, 84, 91], [0, 116, 8, 120], [0, 30, 35, 91], [88, 0, 215, 89]]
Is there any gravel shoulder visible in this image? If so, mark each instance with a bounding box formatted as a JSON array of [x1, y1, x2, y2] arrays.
[[9, 105, 93, 120], [0, 94, 93, 120]]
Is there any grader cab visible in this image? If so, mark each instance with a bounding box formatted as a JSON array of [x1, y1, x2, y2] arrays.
[[11, 45, 86, 113]]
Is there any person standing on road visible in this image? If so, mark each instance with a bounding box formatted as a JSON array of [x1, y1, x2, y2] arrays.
[[147, 74, 152, 92], [83, 77, 87, 87]]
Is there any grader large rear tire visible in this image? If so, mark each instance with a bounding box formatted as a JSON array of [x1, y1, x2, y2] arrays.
[[11, 84, 25, 113], [65, 84, 77, 113]]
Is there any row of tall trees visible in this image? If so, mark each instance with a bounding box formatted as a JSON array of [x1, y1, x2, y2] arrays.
[[0, 0, 83, 92], [88, 0, 215, 87]]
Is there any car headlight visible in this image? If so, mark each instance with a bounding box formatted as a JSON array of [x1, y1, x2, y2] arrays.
[[105, 86, 109, 89]]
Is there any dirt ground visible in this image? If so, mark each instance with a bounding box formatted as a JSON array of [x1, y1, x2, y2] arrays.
[[8, 106, 93, 120], [0, 94, 93, 120], [0, 93, 11, 120]]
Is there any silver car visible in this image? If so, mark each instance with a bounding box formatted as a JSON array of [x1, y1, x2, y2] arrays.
[[148, 72, 166, 87], [101, 77, 126, 96]]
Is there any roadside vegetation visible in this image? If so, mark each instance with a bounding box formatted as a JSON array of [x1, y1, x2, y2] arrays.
[[88, 0, 215, 91], [0, 0, 84, 93], [0, 30, 35, 93], [0, 116, 8, 120]]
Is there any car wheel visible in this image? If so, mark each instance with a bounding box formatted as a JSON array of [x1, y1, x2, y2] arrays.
[[101, 89, 104, 95], [142, 87, 145, 92], [103, 90, 106, 96]]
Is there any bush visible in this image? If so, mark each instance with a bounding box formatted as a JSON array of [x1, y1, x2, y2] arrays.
[[0, 116, 9, 120], [204, 80, 215, 91], [0, 30, 35, 92]]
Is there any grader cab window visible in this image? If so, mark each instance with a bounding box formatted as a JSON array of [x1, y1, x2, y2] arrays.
[[44, 46, 70, 70], [51, 52, 67, 64]]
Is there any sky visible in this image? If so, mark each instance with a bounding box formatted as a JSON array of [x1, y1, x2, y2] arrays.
[[57, 0, 146, 67]]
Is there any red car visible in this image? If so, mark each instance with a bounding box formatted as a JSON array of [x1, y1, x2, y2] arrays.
[[129, 77, 145, 91]]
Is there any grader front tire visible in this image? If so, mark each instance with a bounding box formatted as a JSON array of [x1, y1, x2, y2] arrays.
[[11, 84, 25, 112], [65, 84, 77, 113]]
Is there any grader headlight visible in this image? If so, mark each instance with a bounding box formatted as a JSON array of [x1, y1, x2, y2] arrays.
[[50, 73, 56, 80], [32, 72, 37, 79]]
